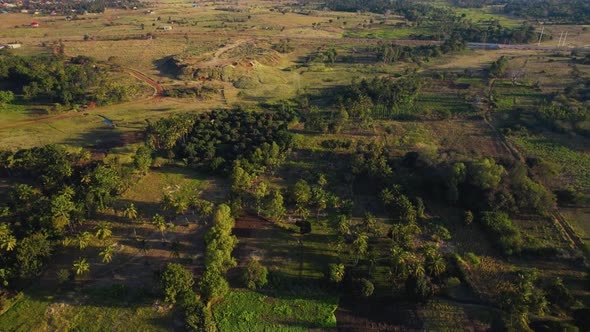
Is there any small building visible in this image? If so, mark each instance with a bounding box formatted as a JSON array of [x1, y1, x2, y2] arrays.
[[31, 22, 39, 27], [6, 43, 22, 49], [157, 26, 172, 31]]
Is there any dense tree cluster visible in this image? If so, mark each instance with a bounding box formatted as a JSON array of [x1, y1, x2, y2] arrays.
[[0, 144, 141, 288], [374, 42, 458, 65], [340, 74, 424, 120], [146, 109, 292, 174], [0, 54, 134, 107]]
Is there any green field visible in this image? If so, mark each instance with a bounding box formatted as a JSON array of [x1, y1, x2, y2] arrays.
[[212, 290, 338, 332]]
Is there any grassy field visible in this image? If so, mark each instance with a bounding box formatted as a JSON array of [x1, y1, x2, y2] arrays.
[[0, 287, 172, 332], [212, 290, 338, 332]]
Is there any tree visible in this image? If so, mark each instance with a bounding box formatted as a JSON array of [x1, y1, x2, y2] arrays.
[[50, 190, 76, 232], [73, 257, 90, 276], [230, 164, 252, 195], [99, 244, 115, 263], [351, 232, 369, 265], [200, 270, 229, 301], [310, 186, 328, 221], [355, 278, 374, 297], [15, 233, 52, 278], [160, 263, 195, 305], [362, 212, 378, 235], [252, 180, 268, 216], [406, 274, 434, 302], [75, 231, 93, 250], [292, 179, 311, 217], [0, 90, 15, 109], [133, 146, 153, 174], [424, 250, 446, 278], [265, 189, 286, 221], [123, 203, 138, 221], [241, 258, 268, 290], [153, 214, 167, 240], [94, 222, 112, 242]]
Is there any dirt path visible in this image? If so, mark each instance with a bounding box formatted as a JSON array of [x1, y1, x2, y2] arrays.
[[194, 38, 252, 68], [0, 67, 164, 130]]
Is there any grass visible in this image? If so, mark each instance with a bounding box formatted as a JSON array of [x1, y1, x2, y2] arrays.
[[0, 287, 172, 332], [0, 290, 53, 332], [212, 289, 338, 332]]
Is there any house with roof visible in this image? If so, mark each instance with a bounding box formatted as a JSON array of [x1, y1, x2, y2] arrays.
[[31, 22, 39, 27]]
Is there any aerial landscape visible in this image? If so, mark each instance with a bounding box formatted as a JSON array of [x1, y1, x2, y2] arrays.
[[0, 0, 590, 331]]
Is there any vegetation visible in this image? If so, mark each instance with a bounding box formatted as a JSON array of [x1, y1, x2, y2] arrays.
[[0, 0, 589, 331]]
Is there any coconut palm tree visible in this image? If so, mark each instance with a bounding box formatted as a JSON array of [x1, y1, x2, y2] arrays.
[[99, 244, 115, 263], [73, 257, 90, 276], [76, 231, 93, 250], [0, 224, 16, 252], [123, 203, 138, 225], [94, 222, 112, 242]]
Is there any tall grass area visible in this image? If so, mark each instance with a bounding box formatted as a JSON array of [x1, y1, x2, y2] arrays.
[[212, 290, 338, 332], [511, 135, 590, 192], [0, 291, 52, 332]]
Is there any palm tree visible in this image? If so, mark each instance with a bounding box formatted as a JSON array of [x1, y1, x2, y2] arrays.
[[76, 231, 93, 250], [99, 245, 115, 263], [351, 232, 368, 266], [390, 246, 411, 280], [425, 253, 446, 277], [0, 224, 16, 252], [73, 257, 90, 276], [152, 214, 167, 240], [123, 203, 138, 222], [94, 222, 112, 242]]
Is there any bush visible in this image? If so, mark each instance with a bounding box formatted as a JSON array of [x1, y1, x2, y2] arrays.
[[241, 259, 268, 290], [464, 252, 480, 268], [478, 211, 522, 255], [327, 263, 345, 284], [354, 278, 374, 298], [160, 263, 195, 305]]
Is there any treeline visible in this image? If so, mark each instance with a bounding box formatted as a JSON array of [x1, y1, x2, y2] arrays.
[[146, 109, 294, 174], [374, 35, 466, 64], [504, 0, 590, 24], [324, 0, 539, 44], [13, 0, 143, 14], [0, 54, 135, 107], [0, 144, 151, 288]]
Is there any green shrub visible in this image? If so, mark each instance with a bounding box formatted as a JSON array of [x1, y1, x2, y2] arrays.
[[241, 259, 268, 290]]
